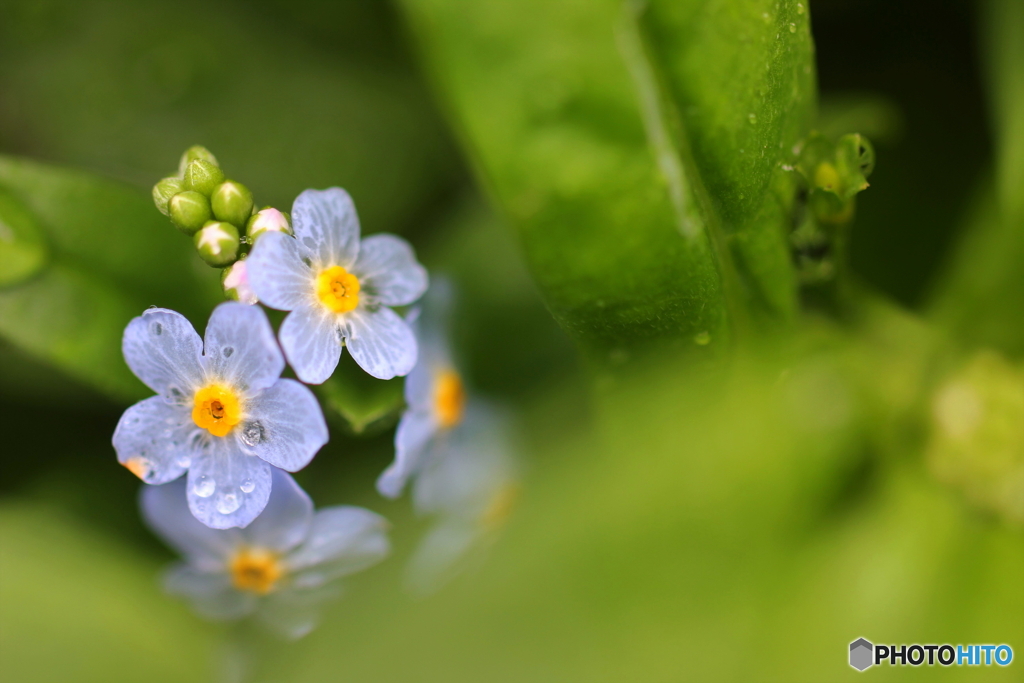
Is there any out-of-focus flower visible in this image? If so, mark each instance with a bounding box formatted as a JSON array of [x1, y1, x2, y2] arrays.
[[223, 259, 258, 305], [376, 280, 519, 592], [247, 188, 428, 383], [142, 469, 390, 639], [113, 302, 328, 529]]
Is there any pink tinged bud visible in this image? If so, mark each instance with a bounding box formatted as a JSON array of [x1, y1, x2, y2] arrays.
[[223, 260, 258, 305], [247, 207, 292, 242]]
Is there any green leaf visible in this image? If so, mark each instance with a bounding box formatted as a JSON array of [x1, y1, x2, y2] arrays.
[[399, 0, 815, 362], [314, 353, 405, 436], [0, 188, 48, 287], [0, 156, 221, 403]]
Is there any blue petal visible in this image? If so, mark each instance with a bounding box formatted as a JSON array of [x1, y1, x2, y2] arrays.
[[187, 439, 273, 529], [242, 468, 313, 553], [343, 305, 417, 380], [354, 234, 428, 307], [402, 343, 435, 410], [291, 188, 360, 269], [247, 231, 314, 311], [287, 506, 390, 575], [140, 478, 241, 568], [256, 585, 339, 640], [112, 396, 195, 485], [202, 302, 284, 395], [240, 379, 328, 471], [164, 564, 256, 619], [122, 308, 204, 398], [404, 520, 477, 596], [377, 408, 438, 499], [279, 305, 341, 385]]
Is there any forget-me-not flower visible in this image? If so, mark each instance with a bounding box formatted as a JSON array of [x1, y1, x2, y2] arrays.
[[374, 281, 519, 591], [142, 468, 390, 639], [113, 302, 328, 529], [247, 188, 428, 383]]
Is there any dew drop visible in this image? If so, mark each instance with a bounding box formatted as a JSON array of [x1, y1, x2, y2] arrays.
[[193, 475, 215, 498], [694, 332, 711, 346], [216, 493, 241, 514], [747, 113, 757, 124], [176, 454, 192, 468], [150, 321, 163, 336], [240, 479, 256, 493], [789, 22, 796, 33], [796, 2, 805, 14], [241, 421, 265, 447], [222, 346, 234, 358]]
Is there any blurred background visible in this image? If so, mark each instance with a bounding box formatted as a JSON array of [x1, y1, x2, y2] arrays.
[[1, 0, 1021, 681]]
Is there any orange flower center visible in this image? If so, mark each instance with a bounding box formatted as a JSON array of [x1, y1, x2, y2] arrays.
[[229, 547, 284, 595], [315, 265, 361, 313], [434, 370, 466, 429], [192, 384, 242, 437]]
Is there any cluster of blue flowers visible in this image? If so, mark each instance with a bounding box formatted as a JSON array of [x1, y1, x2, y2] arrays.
[[114, 178, 517, 637]]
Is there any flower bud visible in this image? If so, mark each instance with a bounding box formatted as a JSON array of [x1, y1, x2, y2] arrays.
[[184, 159, 225, 197], [222, 258, 258, 304], [152, 177, 184, 216], [211, 181, 254, 228], [246, 206, 292, 242], [168, 191, 213, 235], [193, 221, 240, 267], [177, 145, 219, 177]]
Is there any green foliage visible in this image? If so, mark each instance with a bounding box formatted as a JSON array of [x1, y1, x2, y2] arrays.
[[0, 188, 48, 286], [314, 353, 405, 436], [400, 0, 816, 362], [0, 156, 221, 402]]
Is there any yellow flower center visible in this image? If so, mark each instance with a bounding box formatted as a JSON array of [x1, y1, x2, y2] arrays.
[[434, 370, 466, 429], [315, 265, 360, 313], [192, 384, 242, 437], [229, 547, 284, 595]]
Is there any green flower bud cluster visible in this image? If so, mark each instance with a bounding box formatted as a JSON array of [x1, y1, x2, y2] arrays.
[[151, 146, 292, 293], [785, 132, 875, 285]]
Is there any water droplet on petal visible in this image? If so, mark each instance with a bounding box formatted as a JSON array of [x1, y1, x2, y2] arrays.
[[216, 493, 241, 514], [241, 421, 265, 447], [150, 321, 163, 336], [193, 475, 215, 498], [240, 478, 255, 493], [176, 454, 192, 468], [222, 346, 234, 358]]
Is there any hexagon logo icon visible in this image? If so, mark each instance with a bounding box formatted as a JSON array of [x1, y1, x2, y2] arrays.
[[850, 638, 874, 671]]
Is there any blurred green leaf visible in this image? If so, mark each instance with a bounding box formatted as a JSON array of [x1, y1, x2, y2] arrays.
[[0, 502, 216, 683], [315, 353, 405, 436], [0, 156, 221, 403], [0, 187, 47, 286], [986, 0, 1024, 221], [400, 0, 814, 362]]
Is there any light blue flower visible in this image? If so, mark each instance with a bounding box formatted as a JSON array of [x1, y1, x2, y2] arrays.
[[113, 302, 328, 529], [374, 281, 519, 591], [142, 468, 390, 639], [246, 188, 428, 383]]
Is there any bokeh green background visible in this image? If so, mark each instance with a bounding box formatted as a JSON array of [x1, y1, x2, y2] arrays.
[[1, 0, 1022, 681]]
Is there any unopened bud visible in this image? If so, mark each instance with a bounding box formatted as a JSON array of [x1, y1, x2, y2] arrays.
[[177, 145, 219, 177], [222, 258, 258, 304], [184, 159, 225, 197], [194, 221, 240, 267], [211, 181, 254, 228], [153, 177, 185, 216], [168, 191, 213, 235], [246, 207, 292, 242]]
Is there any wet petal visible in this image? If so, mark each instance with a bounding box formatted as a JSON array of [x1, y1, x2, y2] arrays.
[[242, 468, 313, 553], [354, 234, 428, 307], [240, 379, 328, 471], [187, 440, 272, 529], [279, 305, 341, 385], [287, 506, 390, 575], [140, 478, 242, 569], [164, 564, 256, 620], [343, 306, 417, 380], [202, 302, 284, 395], [291, 188, 360, 268], [377, 409, 438, 499], [112, 396, 195, 485], [247, 232, 314, 311], [122, 308, 203, 398]]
